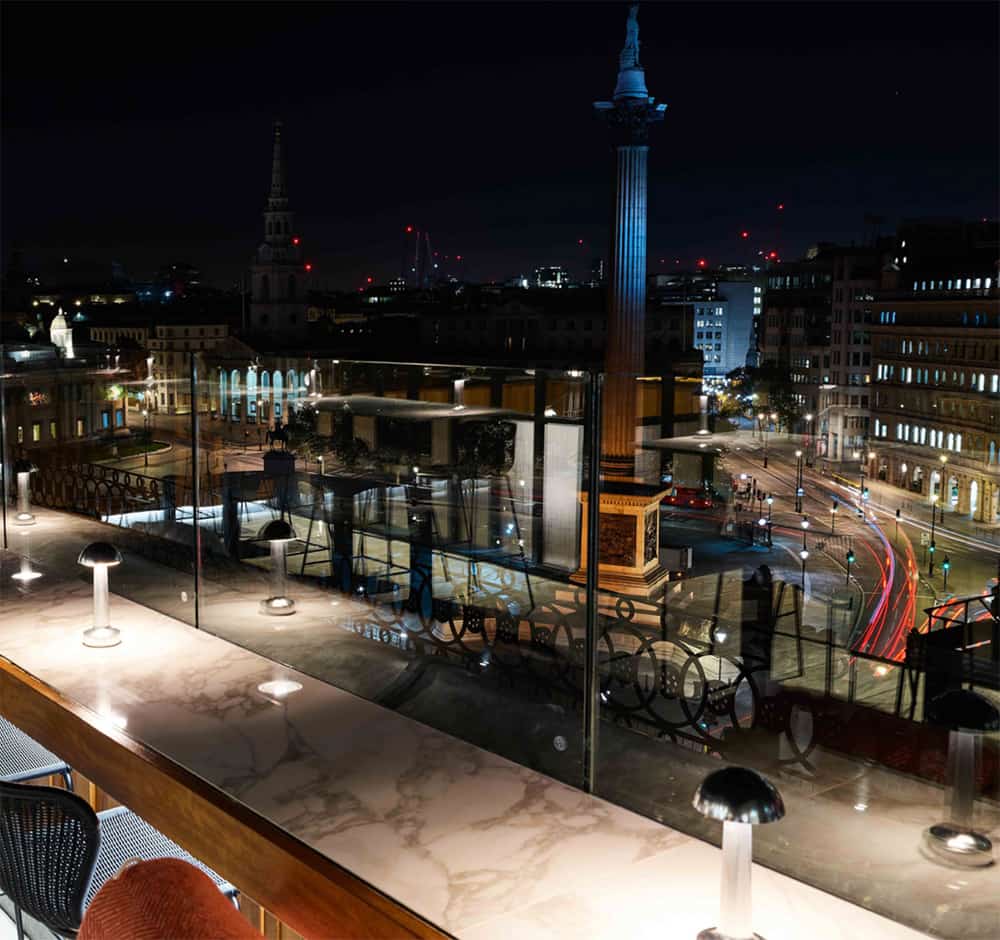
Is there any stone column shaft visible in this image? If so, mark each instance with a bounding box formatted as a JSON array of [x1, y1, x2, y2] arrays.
[[603, 144, 648, 478]]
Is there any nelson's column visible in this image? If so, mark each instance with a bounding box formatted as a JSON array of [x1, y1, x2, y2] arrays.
[[577, 5, 670, 598]]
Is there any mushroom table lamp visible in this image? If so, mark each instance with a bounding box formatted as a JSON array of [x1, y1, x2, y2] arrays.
[[79, 542, 123, 648], [693, 766, 785, 940], [258, 518, 297, 616], [923, 688, 999, 867], [12, 458, 38, 526]]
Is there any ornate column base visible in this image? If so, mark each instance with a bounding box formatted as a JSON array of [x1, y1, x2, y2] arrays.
[[573, 482, 670, 600]]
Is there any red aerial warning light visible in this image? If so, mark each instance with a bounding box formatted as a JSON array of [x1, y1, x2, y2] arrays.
[[697, 258, 707, 268], [304, 262, 313, 272], [578, 239, 584, 246], [292, 236, 300, 246], [740, 230, 749, 239], [366, 275, 373, 284], [456, 254, 463, 261], [767, 251, 778, 260], [777, 203, 785, 211], [405, 225, 414, 234]]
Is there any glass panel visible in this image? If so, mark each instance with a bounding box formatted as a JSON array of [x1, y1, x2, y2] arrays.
[[193, 355, 593, 787], [592, 370, 1000, 937], [1, 341, 196, 625]]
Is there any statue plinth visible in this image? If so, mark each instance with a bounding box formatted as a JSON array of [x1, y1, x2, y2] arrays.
[[573, 481, 670, 599]]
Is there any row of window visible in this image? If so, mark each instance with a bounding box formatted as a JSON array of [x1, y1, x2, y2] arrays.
[[876, 364, 999, 393], [912, 277, 992, 292], [14, 412, 121, 443], [875, 419, 962, 453]]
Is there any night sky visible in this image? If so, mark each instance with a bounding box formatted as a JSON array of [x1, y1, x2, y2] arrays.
[[3, 2, 997, 290]]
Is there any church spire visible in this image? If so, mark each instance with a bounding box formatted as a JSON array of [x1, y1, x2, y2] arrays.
[[269, 120, 287, 204], [261, 120, 294, 248]]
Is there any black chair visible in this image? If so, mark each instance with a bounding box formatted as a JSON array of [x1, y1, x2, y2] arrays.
[[0, 781, 238, 939], [0, 717, 73, 791], [0, 780, 99, 939]]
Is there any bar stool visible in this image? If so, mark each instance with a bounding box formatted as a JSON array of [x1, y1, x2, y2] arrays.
[[0, 781, 237, 939]]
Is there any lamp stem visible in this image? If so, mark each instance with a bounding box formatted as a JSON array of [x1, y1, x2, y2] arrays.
[[948, 729, 977, 828], [93, 565, 110, 629], [719, 820, 754, 940], [270, 540, 286, 599], [17, 472, 30, 515]]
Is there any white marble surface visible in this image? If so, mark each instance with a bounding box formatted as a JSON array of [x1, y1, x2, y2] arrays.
[[0, 514, 932, 939]]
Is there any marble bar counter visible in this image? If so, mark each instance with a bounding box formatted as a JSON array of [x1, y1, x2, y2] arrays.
[[0, 542, 929, 939]]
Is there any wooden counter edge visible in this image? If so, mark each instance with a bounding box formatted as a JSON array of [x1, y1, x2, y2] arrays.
[[0, 658, 451, 940]]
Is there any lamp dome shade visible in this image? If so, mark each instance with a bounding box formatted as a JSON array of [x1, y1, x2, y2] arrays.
[[258, 519, 297, 542], [13, 458, 38, 474], [927, 689, 1000, 733], [77, 542, 123, 567], [693, 766, 785, 825]]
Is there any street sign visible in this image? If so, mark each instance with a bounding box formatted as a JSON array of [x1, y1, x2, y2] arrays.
[[920, 532, 930, 546]]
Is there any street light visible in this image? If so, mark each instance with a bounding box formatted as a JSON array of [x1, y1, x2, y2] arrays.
[[830, 499, 838, 534], [799, 547, 809, 588], [794, 448, 804, 512], [142, 408, 150, 469], [929, 497, 938, 576]]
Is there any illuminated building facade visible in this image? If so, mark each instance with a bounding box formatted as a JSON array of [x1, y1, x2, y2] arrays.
[[868, 220, 1000, 522]]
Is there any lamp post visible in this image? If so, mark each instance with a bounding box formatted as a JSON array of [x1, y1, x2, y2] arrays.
[[800, 516, 810, 589], [929, 497, 938, 576], [803, 412, 814, 467], [12, 458, 37, 526], [693, 766, 785, 940], [142, 408, 150, 469], [830, 498, 838, 535], [258, 519, 298, 616], [79, 542, 123, 648], [794, 449, 803, 513], [923, 689, 999, 868]]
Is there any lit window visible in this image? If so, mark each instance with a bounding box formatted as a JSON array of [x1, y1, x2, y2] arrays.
[[975, 278, 982, 288], [32, 422, 41, 442], [76, 418, 85, 437], [966, 278, 972, 289]]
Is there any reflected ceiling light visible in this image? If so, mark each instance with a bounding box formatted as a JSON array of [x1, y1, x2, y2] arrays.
[[257, 679, 303, 700]]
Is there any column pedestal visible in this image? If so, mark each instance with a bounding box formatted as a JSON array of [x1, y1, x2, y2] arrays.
[[573, 482, 669, 599]]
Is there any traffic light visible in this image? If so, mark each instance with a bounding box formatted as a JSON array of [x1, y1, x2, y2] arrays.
[[846, 549, 855, 564], [942, 556, 951, 572], [929, 541, 936, 555], [862, 487, 870, 501]]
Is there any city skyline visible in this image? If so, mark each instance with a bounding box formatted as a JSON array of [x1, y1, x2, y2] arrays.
[[2, 1, 998, 289]]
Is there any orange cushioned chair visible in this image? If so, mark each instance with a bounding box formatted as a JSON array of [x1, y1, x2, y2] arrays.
[[78, 857, 259, 940]]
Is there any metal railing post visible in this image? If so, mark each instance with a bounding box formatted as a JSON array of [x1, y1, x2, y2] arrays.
[[582, 372, 603, 795]]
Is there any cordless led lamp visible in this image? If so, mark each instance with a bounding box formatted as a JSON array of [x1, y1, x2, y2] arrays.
[[79, 542, 123, 648], [13, 458, 38, 526], [693, 766, 785, 940], [259, 518, 297, 615], [923, 689, 998, 867]]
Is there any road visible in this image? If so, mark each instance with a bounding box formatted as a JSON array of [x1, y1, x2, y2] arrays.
[[730, 432, 999, 663]]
